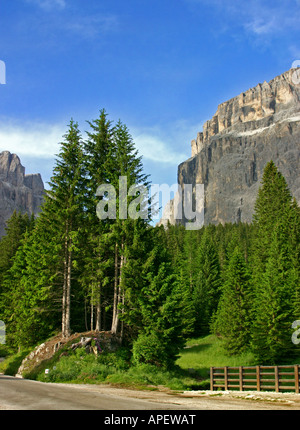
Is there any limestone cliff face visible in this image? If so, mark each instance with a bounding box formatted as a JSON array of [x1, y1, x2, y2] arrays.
[[174, 68, 300, 226], [0, 151, 44, 237]]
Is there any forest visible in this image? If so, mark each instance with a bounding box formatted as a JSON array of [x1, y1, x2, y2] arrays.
[[0, 108, 299, 369]]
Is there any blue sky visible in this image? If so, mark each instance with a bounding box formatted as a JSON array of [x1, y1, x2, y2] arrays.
[[0, 0, 299, 220]]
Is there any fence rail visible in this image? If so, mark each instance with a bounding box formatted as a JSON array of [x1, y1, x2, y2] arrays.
[[210, 365, 300, 393]]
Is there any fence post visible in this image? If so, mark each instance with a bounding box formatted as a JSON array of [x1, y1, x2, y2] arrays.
[[274, 366, 279, 392], [224, 366, 228, 390], [295, 365, 299, 394], [210, 367, 214, 391], [239, 366, 243, 391], [256, 365, 260, 391]]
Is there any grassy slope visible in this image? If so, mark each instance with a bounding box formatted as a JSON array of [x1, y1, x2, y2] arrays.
[[176, 334, 256, 380], [0, 334, 255, 389], [2, 334, 299, 391]]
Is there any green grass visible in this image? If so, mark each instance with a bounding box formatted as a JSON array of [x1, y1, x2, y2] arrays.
[[25, 346, 199, 391], [0, 347, 32, 376], [0, 334, 257, 392], [3, 334, 300, 393], [176, 334, 256, 382], [24, 334, 257, 391]]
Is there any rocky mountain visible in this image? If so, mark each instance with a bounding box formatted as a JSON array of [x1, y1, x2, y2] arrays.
[[0, 151, 44, 237], [161, 68, 300, 227]]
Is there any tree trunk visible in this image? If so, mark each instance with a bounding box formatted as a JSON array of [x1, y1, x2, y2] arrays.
[[62, 232, 68, 338], [62, 218, 72, 339], [90, 301, 94, 331], [120, 256, 126, 341], [116, 252, 124, 336], [65, 239, 72, 338], [111, 243, 119, 334], [84, 297, 88, 331], [95, 283, 101, 331], [112, 241, 125, 335]]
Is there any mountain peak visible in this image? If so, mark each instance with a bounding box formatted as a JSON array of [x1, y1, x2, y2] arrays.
[[191, 68, 300, 157]]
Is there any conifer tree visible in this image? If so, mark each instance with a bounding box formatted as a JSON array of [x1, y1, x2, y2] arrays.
[[109, 120, 150, 335], [0, 211, 33, 344], [81, 112, 151, 335], [0, 211, 32, 287], [252, 160, 293, 270], [128, 231, 194, 367], [250, 161, 300, 362], [4, 120, 86, 345], [2, 225, 60, 348], [48, 119, 85, 338], [193, 229, 221, 335], [251, 206, 300, 363], [81, 109, 115, 331], [212, 246, 251, 354]]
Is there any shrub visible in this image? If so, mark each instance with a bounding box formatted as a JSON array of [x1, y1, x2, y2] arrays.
[[132, 332, 169, 368]]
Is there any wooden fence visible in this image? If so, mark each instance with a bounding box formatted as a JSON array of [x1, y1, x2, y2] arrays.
[[210, 365, 300, 393]]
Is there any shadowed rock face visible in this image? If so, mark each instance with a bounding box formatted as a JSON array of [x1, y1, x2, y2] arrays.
[[0, 151, 44, 237], [173, 68, 300, 226]]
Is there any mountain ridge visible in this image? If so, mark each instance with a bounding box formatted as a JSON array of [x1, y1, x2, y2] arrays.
[[160, 68, 300, 227], [0, 151, 44, 237]]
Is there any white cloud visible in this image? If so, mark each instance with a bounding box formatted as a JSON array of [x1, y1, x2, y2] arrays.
[[131, 119, 200, 166], [132, 132, 188, 165], [0, 118, 198, 173], [0, 120, 65, 159]]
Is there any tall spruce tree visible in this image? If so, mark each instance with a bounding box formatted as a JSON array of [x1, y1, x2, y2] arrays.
[[251, 210, 300, 362], [252, 160, 293, 269], [193, 229, 221, 335], [5, 119, 86, 345], [108, 120, 151, 336], [49, 119, 85, 337], [81, 112, 151, 335], [250, 161, 300, 363], [212, 246, 251, 354], [82, 109, 115, 331]]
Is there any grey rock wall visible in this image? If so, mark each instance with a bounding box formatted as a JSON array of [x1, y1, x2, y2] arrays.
[[0, 151, 44, 237], [160, 68, 300, 227]]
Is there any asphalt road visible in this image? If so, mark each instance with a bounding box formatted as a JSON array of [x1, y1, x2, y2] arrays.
[[0, 375, 171, 410], [0, 374, 299, 410]]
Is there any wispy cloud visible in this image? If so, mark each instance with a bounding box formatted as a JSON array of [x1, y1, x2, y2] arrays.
[[242, 2, 300, 38], [25, 0, 66, 10], [65, 14, 119, 39], [244, 16, 277, 36], [21, 1, 119, 42], [185, 0, 300, 38]]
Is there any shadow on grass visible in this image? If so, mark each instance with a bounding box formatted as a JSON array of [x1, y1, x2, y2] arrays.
[[181, 342, 212, 355]]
